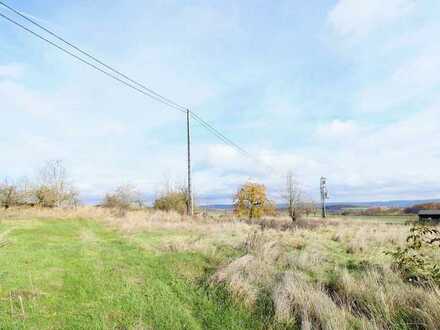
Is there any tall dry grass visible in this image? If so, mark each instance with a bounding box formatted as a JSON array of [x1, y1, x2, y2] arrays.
[[211, 222, 440, 329]]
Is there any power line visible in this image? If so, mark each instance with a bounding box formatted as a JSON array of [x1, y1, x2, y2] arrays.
[[0, 5, 275, 172], [190, 112, 257, 160], [191, 114, 277, 173], [0, 12, 186, 113], [0, 0, 188, 113], [4, 1, 258, 164]]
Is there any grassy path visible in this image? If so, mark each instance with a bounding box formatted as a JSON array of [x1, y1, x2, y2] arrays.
[[0, 218, 260, 329]]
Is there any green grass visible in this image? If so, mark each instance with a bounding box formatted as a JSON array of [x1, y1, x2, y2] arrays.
[[0, 218, 262, 329]]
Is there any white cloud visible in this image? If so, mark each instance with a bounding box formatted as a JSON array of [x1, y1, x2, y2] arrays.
[[1, 1, 438, 204], [305, 104, 440, 200], [235, 102, 440, 202], [93, 121, 127, 136], [0, 81, 54, 116], [358, 47, 440, 112], [328, 0, 414, 38], [205, 144, 241, 167], [315, 120, 359, 141], [392, 49, 440, 87], [1, 97, 438, 203], [0, 63, 24, 80]]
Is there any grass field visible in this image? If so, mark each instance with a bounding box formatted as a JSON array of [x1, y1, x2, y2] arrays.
[[0, 215, 261, 329], [0, 209, 439, 329]]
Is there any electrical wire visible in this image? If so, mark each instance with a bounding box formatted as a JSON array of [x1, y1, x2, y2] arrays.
[[0, 5, 275, 172], [0, 0, 188, 113]]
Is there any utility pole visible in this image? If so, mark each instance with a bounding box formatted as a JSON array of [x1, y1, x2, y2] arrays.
[[320, 176, 328, 218], [186, 109, 193, 216]]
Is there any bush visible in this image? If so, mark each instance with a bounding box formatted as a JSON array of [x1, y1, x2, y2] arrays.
[[34, 160, 78, 207], [386, 224, 440, 285], [32, 184, 78, 208], [0, 183, 19, 209], [102, 185, 143, 213], [154, 190, 188, 215], [34, 185, 58, 208]]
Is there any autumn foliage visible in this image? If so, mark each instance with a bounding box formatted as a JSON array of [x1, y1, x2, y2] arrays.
[[233, 182, 276, 219]]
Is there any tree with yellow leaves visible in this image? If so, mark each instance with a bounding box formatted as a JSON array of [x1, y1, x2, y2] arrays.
[[233, 182, 276, 219]]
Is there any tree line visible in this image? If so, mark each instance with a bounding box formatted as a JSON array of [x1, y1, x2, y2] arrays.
[[0, 160, 78, 209], [1, 161, 317, 221]]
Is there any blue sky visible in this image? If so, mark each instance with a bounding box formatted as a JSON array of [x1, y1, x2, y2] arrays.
[[0, 0, 439, 204]]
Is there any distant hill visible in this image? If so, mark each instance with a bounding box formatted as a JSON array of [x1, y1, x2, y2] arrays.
[[82, 196, 440, 210], [201, 199, 440, 211], [326, 199, 440, 209], [202, 204, 233, 210]]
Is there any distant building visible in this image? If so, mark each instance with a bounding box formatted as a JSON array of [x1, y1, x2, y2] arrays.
[[418, 210, 440, 223]]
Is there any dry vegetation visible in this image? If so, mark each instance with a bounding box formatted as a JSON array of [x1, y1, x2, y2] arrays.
[[212, 224, 440, 329], [1, 207, 439, 329]]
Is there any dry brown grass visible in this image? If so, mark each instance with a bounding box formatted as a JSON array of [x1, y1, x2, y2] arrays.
[[0, 206, 109, 220], [273, 271, 364, 329], [210, 220, 440, 329], [2, 207, 439, 329], [329, 222, 408, 256]]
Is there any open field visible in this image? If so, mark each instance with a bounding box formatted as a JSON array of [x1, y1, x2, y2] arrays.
[[0, 208, 439, 329], [0, 212, 259, 329]]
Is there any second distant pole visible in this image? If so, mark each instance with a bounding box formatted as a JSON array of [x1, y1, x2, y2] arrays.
[[186, 109, 193, 216], [320, 176, 328, 218]]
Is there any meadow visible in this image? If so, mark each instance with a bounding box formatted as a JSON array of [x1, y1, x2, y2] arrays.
[[0, 208, 439, 329]]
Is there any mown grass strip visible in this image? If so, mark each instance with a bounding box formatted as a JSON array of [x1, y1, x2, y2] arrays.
[[0, 218, 261, 329]]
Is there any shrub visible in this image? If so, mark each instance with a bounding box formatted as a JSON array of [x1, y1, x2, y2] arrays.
[[0, 183, 19, 209], [32, 184, 78, 208], [34, 160, 79, 207], [102, 185, 143, 213], [154, 190, 188, 215], [386, 224, 440, 285], [34, 185, 58, 208]]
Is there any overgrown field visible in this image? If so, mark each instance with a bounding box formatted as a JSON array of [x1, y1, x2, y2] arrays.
[[0, 208, 439, 329]]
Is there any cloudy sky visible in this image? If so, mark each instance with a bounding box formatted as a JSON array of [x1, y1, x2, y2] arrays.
[[0, 0, 439, 204]]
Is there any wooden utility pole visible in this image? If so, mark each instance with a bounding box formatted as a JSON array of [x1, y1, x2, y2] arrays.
[[186, 109, 193, 216]]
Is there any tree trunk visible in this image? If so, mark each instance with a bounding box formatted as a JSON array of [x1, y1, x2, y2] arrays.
[[289, 207, 296, 222]]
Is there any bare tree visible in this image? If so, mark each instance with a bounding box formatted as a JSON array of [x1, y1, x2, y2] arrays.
[[285, 172, 302, 222], [15, 176, 36, 206], [0, 177, 37, 208], [36, 160, 78, 207], [102, 184, 143, 212]]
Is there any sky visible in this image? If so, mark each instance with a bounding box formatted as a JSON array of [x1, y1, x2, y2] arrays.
[[0, 0, 439, 204]]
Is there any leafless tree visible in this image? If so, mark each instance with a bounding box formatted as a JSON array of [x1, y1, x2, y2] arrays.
[[15, 176, 36, 206], [102, 184, 143, 213], [36, 160, 78, 207], [285, 171, 302, 222]]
